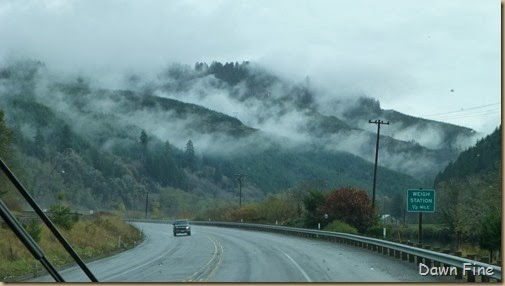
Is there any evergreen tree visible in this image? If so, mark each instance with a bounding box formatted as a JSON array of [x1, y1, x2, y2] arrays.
[[184, 139, 196, 171], [58, 124, 73, 152], [303, 190, 325, 228], [0, 110, 15, 164], [140, 130, 148, 164], [33, 128, 46, 159], [479, 208, 501, 262], [390, 192, 406, 222]]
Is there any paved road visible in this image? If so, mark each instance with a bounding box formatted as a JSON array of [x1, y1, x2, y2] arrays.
[[28, 222, 447, 282]]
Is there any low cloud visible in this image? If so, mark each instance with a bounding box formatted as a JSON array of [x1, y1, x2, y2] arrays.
[[0, 59, 484, 183]]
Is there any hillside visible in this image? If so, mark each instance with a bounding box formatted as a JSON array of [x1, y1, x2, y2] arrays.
[[149, 62, 481, 182], [434, 125, 501, 185], [0, 59, 486, 217], [432, 125, 501, 249]]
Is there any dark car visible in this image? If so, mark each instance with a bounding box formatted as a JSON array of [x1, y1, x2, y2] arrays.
[[172, 219, 191, 236]]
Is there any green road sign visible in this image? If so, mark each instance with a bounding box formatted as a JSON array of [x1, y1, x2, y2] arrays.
[[407, 189, 435, 212]]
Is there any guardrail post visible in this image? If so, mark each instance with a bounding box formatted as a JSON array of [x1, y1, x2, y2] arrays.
[[441, 249, 451, 269], [465, 255, 476, 282], [453, 251, 463, 280], [417, 256, 424, 267], [424, 258, 432, 268], [431, 248, 441, 267], [423, 247, 432, 267], [175, 221, 505, 282], [479, 257, 490, 282], [402, 251, 408, 261], [408, 250, 415, 263], [395, 249, 401, 259]]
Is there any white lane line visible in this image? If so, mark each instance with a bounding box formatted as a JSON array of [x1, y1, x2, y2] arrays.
[[101, 251, 167, 282], [282, 251, 313, 282]]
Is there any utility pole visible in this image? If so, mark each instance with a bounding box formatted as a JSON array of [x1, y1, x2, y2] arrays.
[[145, 190, 149, 218], [369, 119, 389, 210], [234, 173, 246, 208]]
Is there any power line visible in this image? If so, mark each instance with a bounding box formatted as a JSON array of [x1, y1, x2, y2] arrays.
[[430, 108, 501, 120], [421, 103, 500, 118]]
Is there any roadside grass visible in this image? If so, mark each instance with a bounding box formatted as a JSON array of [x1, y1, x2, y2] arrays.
[[324, 220, 358, 234], [0, 212, 143, 281]]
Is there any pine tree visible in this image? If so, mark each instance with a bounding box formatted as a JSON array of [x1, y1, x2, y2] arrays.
[[0, 110, 14, 164], [140, 130, 148, 164], [33, 128, 46, 159], [184, 139, 196, 171], [59, 124, 72, 152]]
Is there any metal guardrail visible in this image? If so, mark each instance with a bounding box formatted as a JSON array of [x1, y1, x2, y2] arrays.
[[128, 219, 501, 282]]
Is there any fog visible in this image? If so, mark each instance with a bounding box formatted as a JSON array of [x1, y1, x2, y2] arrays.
[[0, 59, 478, 184], [0, 0, 500, 134], [0, 0, 500, 184]]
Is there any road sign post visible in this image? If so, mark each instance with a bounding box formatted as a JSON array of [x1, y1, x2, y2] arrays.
[[407, 189, 435, 244]]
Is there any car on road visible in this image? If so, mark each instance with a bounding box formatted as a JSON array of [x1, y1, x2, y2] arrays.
[[172, 219, 191, 236]]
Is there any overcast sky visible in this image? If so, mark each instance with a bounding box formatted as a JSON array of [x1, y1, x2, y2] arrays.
[[0, 0, 501, 135]]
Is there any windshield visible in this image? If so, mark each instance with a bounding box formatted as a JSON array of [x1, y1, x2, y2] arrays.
[[0, 1, 500, 283]]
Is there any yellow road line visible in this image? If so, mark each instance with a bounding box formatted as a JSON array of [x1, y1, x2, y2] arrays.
[[204, 238, 224, 282], [183, 236, 219, 282]]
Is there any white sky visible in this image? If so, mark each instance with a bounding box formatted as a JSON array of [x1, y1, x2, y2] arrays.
[[0, 0, 501, 135]]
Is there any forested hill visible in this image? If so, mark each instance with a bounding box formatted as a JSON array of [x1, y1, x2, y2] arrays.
[[137, 61, 482, 182], [434, 125, 501, 185], [0, 59, 487, 217], [433, 125, 501, 251]]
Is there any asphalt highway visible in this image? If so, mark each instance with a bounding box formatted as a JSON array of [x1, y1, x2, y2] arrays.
[[27, 222, 447, 282]]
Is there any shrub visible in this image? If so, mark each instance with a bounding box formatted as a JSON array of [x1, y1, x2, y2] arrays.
[[48, 205, 79, 230], [366, 225, 386, 238], [24, 219, 42, 243], [324, 220, 358, 234], [318, 187, 375, 233]]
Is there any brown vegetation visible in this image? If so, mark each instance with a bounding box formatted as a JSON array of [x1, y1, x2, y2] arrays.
[[0, 212, 143, 281]]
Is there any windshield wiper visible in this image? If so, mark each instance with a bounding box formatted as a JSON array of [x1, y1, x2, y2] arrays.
[[0, 157, 98, 282]]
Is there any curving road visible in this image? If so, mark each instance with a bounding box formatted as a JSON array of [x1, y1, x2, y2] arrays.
[[28, 222, 448, 282]]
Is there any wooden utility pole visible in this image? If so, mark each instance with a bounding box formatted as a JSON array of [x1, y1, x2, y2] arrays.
[[369, 119, 389, 210], [145, 190, 149, 218], [235, 173, 246, 208]]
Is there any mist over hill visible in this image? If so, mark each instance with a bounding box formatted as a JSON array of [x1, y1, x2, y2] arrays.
[[122, 61, 480, 181], [0, 59, 484, 215]]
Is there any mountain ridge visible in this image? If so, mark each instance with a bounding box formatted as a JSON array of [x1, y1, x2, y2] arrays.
[[0, 59, 488, 215]]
